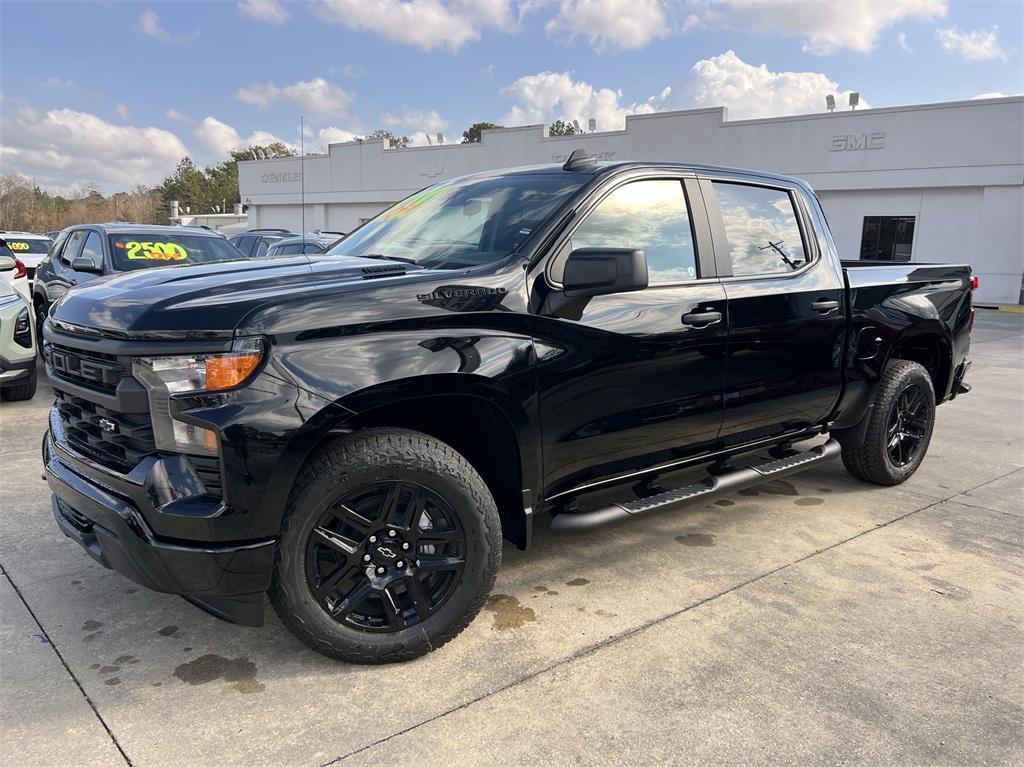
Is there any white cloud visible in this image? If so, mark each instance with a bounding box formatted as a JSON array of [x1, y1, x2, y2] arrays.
[[314, 0, 516, 51], [683, 50, 868, 119], [971, 91, 1018, 100], [682, 13, 704, 33], [382, 110, 450, 146], [115, 103, 130, 119], [193, 116, 294, 156], [238, 0, 289, 24], [499, 52, 870, 131], [382, 109, 448, 134], [715, 0, 946, 54], [165, 108, 189, 122], [315, 126, 362, 149], [897, 32, 912, 52], [545, 0, 668, 50], [138, 9, 200, 43], [501, 71, 672, 132], [0, 106, 188, 191], [42, 76, 72, 89], [936, 26, 1007, 62], [236, 77, 353, 119], [328, 63, 364, 78]]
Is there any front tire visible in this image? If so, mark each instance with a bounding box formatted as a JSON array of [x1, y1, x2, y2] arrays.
[[34, 301, 47, 358], [270, 428, 502, 663], [842, 359, 935, 486]]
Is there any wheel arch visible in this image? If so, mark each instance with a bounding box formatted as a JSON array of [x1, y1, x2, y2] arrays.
[[886, 327, 953, 400], [266, 376, 538, 550]]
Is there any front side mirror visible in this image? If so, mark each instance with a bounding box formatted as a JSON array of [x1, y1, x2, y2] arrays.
[[71, 256, 103, 274], [562, 247, 648, 298], [0, 255, 16, 271]]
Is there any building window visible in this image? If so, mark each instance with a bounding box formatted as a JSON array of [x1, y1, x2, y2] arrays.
[[860, 216, 915, 261]]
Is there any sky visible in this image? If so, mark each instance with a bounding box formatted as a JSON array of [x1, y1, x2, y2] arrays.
[[0, 0, 1021, 193]]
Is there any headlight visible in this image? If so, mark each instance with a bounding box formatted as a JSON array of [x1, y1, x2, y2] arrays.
[[13, 307, 32, 348], [132, 337, 265, 455]]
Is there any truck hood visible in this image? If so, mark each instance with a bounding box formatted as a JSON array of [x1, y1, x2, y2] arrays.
[[49, 255, 424, 338]]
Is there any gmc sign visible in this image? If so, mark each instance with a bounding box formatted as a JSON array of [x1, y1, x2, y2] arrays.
[[830, 132, 886, 151]]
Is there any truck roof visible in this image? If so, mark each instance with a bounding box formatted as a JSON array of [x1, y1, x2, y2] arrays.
[[455, 160, 812, 192]]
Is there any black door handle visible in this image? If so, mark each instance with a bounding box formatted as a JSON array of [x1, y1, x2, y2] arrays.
[[811, 299, 840, 314], [681, 310, 722, 327]]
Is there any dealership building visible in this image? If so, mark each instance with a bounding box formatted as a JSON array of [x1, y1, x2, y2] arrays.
[[238, 96, 1023, 305]]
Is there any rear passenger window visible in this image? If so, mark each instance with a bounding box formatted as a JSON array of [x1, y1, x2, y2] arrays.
[[234, 236, 256, 256], [712, 183, 807, 277], [571, 179, 697, 283]]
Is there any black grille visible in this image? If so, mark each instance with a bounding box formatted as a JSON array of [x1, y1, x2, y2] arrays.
[[190, 455, 223, 495], [55, 389, 155, 472], [47, 343, 125, 393]]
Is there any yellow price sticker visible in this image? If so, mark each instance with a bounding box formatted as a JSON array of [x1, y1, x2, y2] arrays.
[[118, 241, 189, 261], [7, 241, 30, 251]]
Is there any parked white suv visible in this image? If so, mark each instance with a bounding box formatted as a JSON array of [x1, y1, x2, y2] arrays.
[[0, 257, 37, 400], [1, 232, 52, 280]]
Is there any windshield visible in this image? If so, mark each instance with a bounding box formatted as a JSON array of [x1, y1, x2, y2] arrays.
[[3, 238, 50, 254], [107, 233, 245, 271], [325, 173, 585, 269]]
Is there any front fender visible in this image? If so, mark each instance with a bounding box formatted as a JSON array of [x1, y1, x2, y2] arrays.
[[264, 329, 542, 517]]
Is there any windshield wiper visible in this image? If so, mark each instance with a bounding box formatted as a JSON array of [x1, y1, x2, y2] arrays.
[[356, 253, 418, 265]]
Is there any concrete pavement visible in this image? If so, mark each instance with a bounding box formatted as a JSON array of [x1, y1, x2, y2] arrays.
[[1, 310, 1021, 767]]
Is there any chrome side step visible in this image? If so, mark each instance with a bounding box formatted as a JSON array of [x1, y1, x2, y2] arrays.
[[550, 438, 841, 533]]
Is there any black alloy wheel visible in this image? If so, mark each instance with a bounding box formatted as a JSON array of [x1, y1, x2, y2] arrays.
[[840, 359, 935, 486], [304, 481, 467, 632], [271, 427, 502, 662], [885, 383, 928, 467]]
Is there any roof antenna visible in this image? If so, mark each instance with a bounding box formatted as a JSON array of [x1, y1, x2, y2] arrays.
[[300, 115, 306, 238], [563, 148, 595, 172]]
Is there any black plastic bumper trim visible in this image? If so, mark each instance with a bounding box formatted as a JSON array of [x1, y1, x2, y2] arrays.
[[46, 439, 274, 626]]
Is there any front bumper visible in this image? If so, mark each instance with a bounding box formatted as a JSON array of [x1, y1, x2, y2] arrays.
[[0, 353, 34, 384], [44, 420, 274, 626]]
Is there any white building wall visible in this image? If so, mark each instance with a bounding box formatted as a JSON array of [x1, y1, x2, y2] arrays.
[[239, 97, 1024, 304]]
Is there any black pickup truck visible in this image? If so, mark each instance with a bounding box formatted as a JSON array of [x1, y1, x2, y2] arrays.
[[42, 156, 974, 663]]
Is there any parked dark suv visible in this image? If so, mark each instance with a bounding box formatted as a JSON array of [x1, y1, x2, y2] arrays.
[[227, 228, 295, 258], [32, 224, 249, 343], [263, 232, 346, 258]]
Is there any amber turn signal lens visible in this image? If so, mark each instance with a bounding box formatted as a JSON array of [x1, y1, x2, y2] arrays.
[[205, 352, 262, 391]]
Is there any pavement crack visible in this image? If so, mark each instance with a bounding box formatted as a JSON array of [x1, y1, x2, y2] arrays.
[[0, 561, 135, 767], [323, 465, 1024, 765]]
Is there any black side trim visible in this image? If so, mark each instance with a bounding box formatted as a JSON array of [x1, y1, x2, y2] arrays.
[[551, 439, 841, 533]]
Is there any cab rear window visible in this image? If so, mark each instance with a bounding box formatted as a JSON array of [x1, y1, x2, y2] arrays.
[[108, 233, 245, 271]]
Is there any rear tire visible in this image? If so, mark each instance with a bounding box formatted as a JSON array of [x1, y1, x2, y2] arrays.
[[35, 302, 47, 357], [1, 367, 37, 401], [270, 428, 502, 663], [842, 359, 935, 486]]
